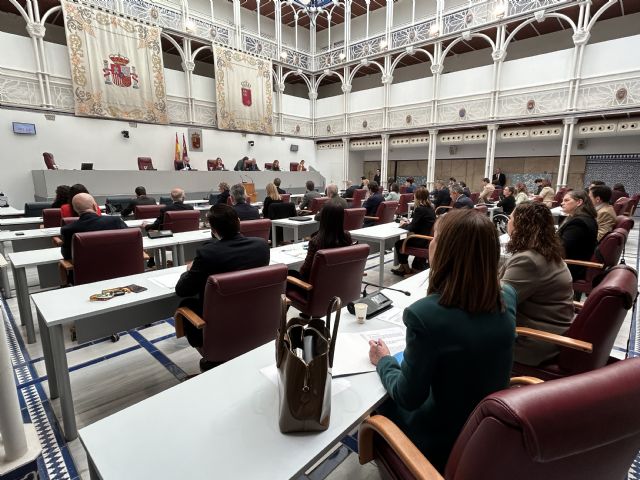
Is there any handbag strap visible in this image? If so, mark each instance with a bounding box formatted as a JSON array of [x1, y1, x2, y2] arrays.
[[276, 294, 288, 367], [326, 296, 341, 368]]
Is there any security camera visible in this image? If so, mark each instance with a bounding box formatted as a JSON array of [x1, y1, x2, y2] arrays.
[[248, 140, 255, 147], [121, 130, 130, 139]]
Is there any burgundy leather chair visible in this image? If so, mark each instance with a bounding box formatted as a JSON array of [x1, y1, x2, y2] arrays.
[[568, 227, 627, 296], [61, 216, 78, 226], [281, 194, 291, 203], [289, 162, 299, 172], [469, 192, 480, 204], [400, 234, 433, 271], [396, 194, 414, 216], [347, 189, 367, 209], [43, 152, 58, 170], [137, 157, 156, 170], [513, 265, 638, 381], [399, 185, 408, 194], [474, 204, 488, 215], [359, 357, 640, 480], [286, 244, 370, 318], [613, 197, 631, 216], [42, 208, 62, 228], [226, 196, 233, 206], [162, 210, 200, 232], [615, 215, 634, 233], [174, 264, 287, 366], [239, 219, 271, 241], [489, 187, 502, 202], [344, 208, 366, 231], [61, 229, 144, 285], [207, 159, 216, 171], [365, 201, 399, 226], [134, 204, 163, 220], [264, 162, 273, 170], [629, 193, 639, 216], [301, 196, 329, 215]]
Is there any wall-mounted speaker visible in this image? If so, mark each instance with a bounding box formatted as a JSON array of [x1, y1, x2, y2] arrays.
[[449, 145, 458, 155], [290, 144, 299, 152], [577, 139, 587, 150]]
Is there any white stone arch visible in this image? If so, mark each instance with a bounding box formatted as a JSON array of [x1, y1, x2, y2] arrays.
[[586, 0, 618, 32], [9, 0, 31, 22], [314, 69, 345, 91], [503, 13, 577, 52], [441, 32, 496, 62], [40, 5, 62, 25], [190, 44, 212, 62], [348, 60, 384, 84], [389, 48, 434, 76], [161, 32, 186, 62], [282, 69, 313, 94]]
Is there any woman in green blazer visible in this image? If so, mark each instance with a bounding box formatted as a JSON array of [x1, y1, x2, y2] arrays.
[[368, 209, 517, 472]]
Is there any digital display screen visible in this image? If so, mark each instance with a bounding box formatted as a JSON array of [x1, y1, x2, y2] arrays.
[[371, 293, 389, 305], [12, 122, 36, 135]]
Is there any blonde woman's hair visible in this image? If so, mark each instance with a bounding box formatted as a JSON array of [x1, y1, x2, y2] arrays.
[[266, 183, 281, 201]]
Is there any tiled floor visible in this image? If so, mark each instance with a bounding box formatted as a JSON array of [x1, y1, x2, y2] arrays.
[[2, 222, 639, 480]]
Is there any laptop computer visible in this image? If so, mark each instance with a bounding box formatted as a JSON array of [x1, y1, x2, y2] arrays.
[[81, 163, 93, 170]]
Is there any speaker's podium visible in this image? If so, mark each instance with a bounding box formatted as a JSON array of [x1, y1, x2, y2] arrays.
[[243, 182, 257, 203]]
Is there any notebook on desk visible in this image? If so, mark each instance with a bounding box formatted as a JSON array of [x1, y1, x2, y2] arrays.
[[148, 230, 173, 239], [288, 216, 313, 222]]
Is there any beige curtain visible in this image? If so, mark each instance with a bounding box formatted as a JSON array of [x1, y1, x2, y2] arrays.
[[214, 46, 273, 134], [62, 1, 168, 123]]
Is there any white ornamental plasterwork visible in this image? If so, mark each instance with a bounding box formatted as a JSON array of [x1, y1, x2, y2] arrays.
[[497, 86, 569, 118], [280, 115, 312, 136], [349, 111, 384, 133], [508, 0, 568, 16], [443, 1, 491, 36], [167, 98, 189, 124], [280, 48, 310, 70], [349, 36, 387, 62], [315, 116, 345, 135], [194, 102, 217, 126], [49, 83, 74, 111], [243, 33, 277, 61], [576, 77, 640, 111], [0, 72, 41, 107], [122, 0, 182, 30], [391, 20, 435, 49], [389, 105, 431, 129], [84, 0, 116, 10], [315, 49, 344, 70], [438, 97, 491, 123], [190, 17, 231, 46]]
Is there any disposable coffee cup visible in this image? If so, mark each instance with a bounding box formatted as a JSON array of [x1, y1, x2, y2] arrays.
[[354, 303, 368, 324]]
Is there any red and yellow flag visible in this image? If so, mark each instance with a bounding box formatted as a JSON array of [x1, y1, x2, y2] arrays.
[[174, 133, 180, 162], [182, 133, 189, 161]]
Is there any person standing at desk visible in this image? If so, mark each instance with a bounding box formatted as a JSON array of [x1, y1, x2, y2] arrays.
[[368, 209, 517, 473], [121, 186, 157, 217], [144, 188, 193, 231], [373, 168, 381, 185], [60, 193, 127, 260], [492, 167, 506, 187], [175, 204, 270, 357]]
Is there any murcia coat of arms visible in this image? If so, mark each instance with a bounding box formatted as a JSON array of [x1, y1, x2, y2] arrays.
[[241, 80, 252, 107], [103, 53, 139, 89]]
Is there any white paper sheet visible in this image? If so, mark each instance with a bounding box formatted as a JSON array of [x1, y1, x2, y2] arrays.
[[332, 327, 406, 377], [148, 272, 183, 289], [375, 307, 404, 327], [259, 363, 350, 397]]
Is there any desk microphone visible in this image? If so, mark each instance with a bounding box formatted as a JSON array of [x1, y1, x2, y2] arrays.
[[361, 280, 411, 297]]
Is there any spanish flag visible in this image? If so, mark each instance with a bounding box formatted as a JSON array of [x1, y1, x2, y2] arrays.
[[182, 133, 189, 161], [174, 133, 180, 162]]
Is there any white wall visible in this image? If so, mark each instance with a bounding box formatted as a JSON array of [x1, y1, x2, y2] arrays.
[[0, 108, 318, 206], [315, 147, 346, 186], [282, 94, 311, 116]]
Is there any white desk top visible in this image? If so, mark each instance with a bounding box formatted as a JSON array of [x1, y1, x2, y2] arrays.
[[550, 206, 567, 217], [271, 215, 317, 227], [289, 193, 305, 199], [0, 207, 25, 217], [349, 222, 404, 241], [0, 216, 42, 227], [79, 270, 429, 480], [184, 199, 210, 205], [31, 266, 188, 326], [0, 219, 145, 242]]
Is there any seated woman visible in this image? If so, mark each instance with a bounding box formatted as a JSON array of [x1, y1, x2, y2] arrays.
[[496, 185, 516, 215], [384, 183, 400, 201], [61, 183, 101, 217], [391, 187, 435, 276], [262, 182, 282, 218], [514, 182, 529, 205], [215, 182, 230, 205], [272, 160, 281, 171], [558, 190, 598, 281], [610, 183, 628, 204], [538, 179, 555, 207], [297, 160, 307, 172], [501, 202, 574, 366], [51, 185, 70, 209], [478, 177, 495, 204], [291, 204, 352, 281], [368, 209, 516, 473]]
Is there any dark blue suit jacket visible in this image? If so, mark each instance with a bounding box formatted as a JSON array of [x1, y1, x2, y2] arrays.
[[60, 213, 127, 259]]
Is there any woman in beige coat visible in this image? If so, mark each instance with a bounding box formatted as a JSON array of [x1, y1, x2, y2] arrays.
[[538, 179, 555, 207]]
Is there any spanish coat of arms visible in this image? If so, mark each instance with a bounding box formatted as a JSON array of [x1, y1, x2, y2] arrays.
[[103, 53, 139, 89]]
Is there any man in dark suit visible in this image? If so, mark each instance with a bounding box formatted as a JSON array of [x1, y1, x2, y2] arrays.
[[121, 186, 157, 217], [175, 204, 270, 365], [145, 188, 194, 231], [274, 177, 286, 195], [363, 181, 384, 227], [432, 180, 451, 209], [234, 156, 249, 171], [230, 183, 259, 220], [60, 193, 127, 260], [342, 181, 358, 199], [492, 168, 506, 187], [300, 180, 322, 210], [451, 185, 474, 209]]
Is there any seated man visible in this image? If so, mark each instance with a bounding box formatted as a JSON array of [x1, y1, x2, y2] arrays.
[[145, 187, 194, 231], [121, 186, 157, 217], [274, 177, 286, 195], [342, 180, 358, 199], [432, 180, 451, 209], [234, 156, 250, 171], [404, 177, 416, 193], [300, 180, 322, 210], [451, 184, 474, 209], [60, 193, 127, 260], [230, 183, 260, 220], [479, 177, 496, 203], [589, 184, 617, 241], [363, 181, 384, 227], [175, 204, 270, 362], [315, 184, 347, 220]]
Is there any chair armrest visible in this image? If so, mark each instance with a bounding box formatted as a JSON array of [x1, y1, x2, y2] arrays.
[[401, 235, 433, 254], [298, 209, 312, 215], [58, 259, 73, 287], [59, 259, 74, 271], [435, 206, 452, 215], [287, 275, 313, 291], [52, 236, 63, 247], [143, 251, 150, 261], [516, 327, 593, 353], [510, 376, 544, 386], [564, 259, 605, 269], [173, 307, 206, 339], [359, 415, 444, 480], [363, 216, 380, 221]]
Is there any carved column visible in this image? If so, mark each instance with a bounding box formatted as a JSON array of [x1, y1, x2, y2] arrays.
[[232, 0, 242, 48], [308, 89, 318, 137], [381, 133, 389, 190], [26, 22, 49, 107], [182, 41, 196, 124], [485, 124, 498, 179], [557, 117, 577, 188], [427, 129, 438, 189], [276, 79, 285, 134], [429, 43, 443, 126], [381, 64, 392, 131], [342, 136, 350, 184], [342, 78, 351, 136], [344, 0, 351, 61]]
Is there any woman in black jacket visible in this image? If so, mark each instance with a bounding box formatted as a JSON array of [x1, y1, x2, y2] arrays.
[[557, 190, 598, 281], [215, 182, 230, 205], [392, 187, 436, 276], [496, 185, 516, 216]]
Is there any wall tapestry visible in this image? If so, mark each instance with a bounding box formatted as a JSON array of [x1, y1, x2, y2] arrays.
[[214, 46, 273, 134], [61, 1, 168, 123]]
